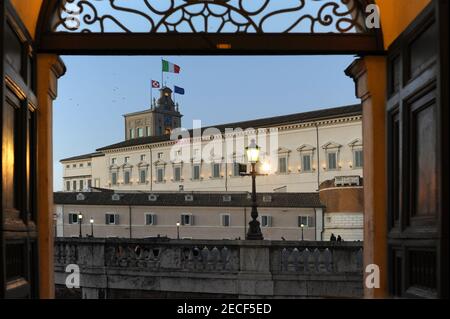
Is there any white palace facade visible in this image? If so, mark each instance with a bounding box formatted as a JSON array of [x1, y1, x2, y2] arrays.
[[61, 88, 363, 194]]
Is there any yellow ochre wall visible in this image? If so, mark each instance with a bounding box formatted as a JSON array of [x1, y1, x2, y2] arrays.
[[10, 0, 43, 39], [8, 0, 432, 299], [377, 0, 432, 48]]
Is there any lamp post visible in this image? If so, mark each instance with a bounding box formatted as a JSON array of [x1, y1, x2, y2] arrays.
[[78, 213, 83, 238], [300, 223, 305, 241], [176, 222, 180, 240], [90, 218, 94, 237], [241, 139, 264, 240]]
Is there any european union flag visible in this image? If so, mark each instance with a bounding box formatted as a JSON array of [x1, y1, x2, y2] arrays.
[[174, 86, 185, 95]]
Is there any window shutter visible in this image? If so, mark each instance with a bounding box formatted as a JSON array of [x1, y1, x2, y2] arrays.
[[298, 216, 302, 227], [190, 215, 194, 226], [68, 213, 72, 224], [115, 214, 120, 225], [105, 214, 109, 224], [308, 216, 315, 227], [268, 216, 272, 227], [152, 214, 157, 225], [181, 215, 185, 225]]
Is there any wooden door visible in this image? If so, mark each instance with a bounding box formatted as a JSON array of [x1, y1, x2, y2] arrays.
[[386, 0, 448, 298], [1, 0, 38, 298]]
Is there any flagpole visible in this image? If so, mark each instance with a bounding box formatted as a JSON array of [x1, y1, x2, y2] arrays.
[[161, 57, 164, 88], [150, 79, 153, 109]]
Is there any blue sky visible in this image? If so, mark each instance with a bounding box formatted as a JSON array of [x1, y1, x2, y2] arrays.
[[53, 55, 359, 190]]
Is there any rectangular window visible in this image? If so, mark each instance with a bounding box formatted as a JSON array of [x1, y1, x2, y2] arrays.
[[87, 162, 91, 167], [327, 152, 337, 170], [221, 214, 230, 227], [129, 128, 135, 139], [261, 215, 272, 228], [298, 216, 315, 227], [145, 214, 156, 225], [66, 181, 70, 191], [87, 179, 92, 188], [111, 172, 118, 185], [193, 165, 200, 180], [278, 157, 287, 174], [174, 167, 181, 182], [72, 164, 76, 168], [158, 152, 163, 159], [354, 150, 364, 168], [137, 127, 144, 137], [233, 162, 247, 176], [157, 168, 164, 183], [105, 213, 119, 225], [68, 213, 79, 224], [181, 214, 193, 226], [140, 169, 146, 183], [212, 163, 221, 178], [111, 158, 116, 165], [80, 163, 84, 168], [302, 154, 311, 172], [140, 154, 146, 161], [146, 126, 151, 136], [66, 165, 70, 168], [124, 171, 131, 184], [124, 156, 129, 163], [79, 180, 84, 190], [73, 180, 77, 190]]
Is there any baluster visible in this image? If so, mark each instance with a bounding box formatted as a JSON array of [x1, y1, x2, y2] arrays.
[[221, 247, 230, 270], [291, 248, 300, 271], [281, 248, 289, 271], [302, 248, 310, 272], [201, 246, 210, 270], [211, 247, 220, 270], [323, 248, 332, 272], [313, 248, 321, 272]]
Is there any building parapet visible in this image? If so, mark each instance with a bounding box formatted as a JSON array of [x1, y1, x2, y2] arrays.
[[54, 238, 363, 298]]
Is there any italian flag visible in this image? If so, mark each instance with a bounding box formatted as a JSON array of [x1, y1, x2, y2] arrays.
[[162, 59, 181, 74]]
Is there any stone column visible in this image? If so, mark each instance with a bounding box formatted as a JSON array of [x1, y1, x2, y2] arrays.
[[345, 57, 388, 298], [36, 54, 66, 298]]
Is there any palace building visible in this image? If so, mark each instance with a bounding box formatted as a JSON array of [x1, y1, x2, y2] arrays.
[[60, 88, 364, 194]]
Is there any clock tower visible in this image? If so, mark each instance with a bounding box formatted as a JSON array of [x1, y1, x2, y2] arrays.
[[123, 87, 183, 140]]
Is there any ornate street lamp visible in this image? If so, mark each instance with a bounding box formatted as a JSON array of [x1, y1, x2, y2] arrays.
[[78, 213, 83, 238], [300, 223, 305, 241], [176, 222, 180, 240], [242, 139, 264, 240], [90, 218, 94, 237]]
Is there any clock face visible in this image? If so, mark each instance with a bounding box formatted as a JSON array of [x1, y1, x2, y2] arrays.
[[164, 116, 172, 125]]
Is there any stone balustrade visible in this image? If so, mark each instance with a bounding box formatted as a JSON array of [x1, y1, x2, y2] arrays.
[[54, 238, 363, 298]]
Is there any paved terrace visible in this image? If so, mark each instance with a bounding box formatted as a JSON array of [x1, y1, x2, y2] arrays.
[[54, 238, 363, 299]]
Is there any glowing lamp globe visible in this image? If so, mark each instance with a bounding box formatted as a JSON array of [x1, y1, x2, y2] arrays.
[[246, 139, 260, 164]]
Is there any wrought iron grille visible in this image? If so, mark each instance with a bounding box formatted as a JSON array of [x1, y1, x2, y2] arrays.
[[50, 0, 373, 34]]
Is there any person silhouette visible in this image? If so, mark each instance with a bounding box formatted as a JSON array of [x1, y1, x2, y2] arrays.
[[330, 233, 337, 242], [337, 235, 342, 242]]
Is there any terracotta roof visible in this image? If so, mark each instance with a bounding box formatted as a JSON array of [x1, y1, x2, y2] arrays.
[[54, 191, 323, 208], [96, 104, 361, 151], [60, 152, 105, 163]]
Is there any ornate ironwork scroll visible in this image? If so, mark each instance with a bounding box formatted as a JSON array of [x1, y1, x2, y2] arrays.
[[50, 0, 373, 34]]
